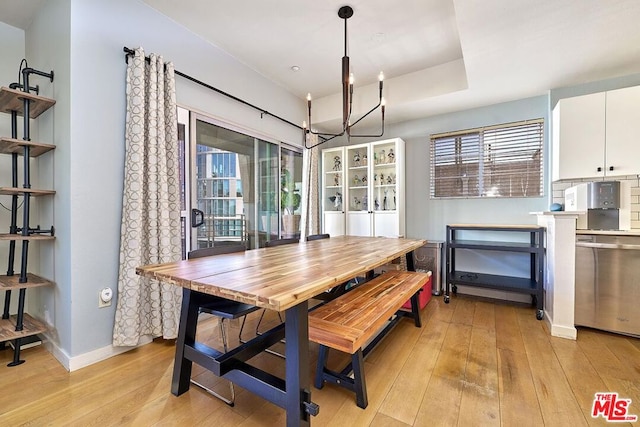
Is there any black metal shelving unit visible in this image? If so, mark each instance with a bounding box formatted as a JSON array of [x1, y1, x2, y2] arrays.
[[0, 66, 55, 366], [444, 224, 545, 320]]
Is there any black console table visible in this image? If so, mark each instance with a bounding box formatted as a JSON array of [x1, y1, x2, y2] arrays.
[[444, 224, 544, 320]]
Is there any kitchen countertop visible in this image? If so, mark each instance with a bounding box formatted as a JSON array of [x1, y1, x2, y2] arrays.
[[576, 229, 640, 236]]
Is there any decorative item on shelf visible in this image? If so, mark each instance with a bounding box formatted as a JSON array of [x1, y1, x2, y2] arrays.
[[362, 153, 367, 166], [373, 173, 378, 183], [329, 192, 343, 211], [386, 174, 393, 185], [374, 198, 380, 210], [388, 148, 395, 163], [380, 172, 385, 183], [333, 155, 341, 171], [353, 174, 360, 185], [334, 173, 341, 186], [373, 152, 378, 164], [302, 5, 385, 148], [353, 151, 361, 167], [361, 175, 367, 184], [353, 196, 361, 210], [383, 189, 388, 210], [380, 149, 386, 163], [393, 189, 396, 209], [362, 194, 368, 211]]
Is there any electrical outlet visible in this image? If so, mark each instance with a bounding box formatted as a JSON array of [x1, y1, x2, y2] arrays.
[[98, 287, 113, 308]]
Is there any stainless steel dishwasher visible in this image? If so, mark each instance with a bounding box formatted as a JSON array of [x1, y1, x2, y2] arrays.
[[575, 234, 640, 337]]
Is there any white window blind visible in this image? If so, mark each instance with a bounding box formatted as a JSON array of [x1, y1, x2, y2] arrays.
[[430, 119, 544, 198]]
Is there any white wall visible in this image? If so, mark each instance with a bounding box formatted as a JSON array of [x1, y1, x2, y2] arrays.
[[19, 0, 305, 368], [0, 23, 29, 312]]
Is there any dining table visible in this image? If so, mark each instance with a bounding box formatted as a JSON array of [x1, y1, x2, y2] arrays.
[[136, 235, 426, 426]]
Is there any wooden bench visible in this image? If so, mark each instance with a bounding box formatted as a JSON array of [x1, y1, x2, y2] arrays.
[[308, 270, 431, 408]]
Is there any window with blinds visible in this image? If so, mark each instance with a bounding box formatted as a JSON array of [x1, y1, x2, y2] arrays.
[[430, 119, 544, 198]]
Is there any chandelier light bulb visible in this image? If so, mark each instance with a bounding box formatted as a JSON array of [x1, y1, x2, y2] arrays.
[[306, 93, 311, 101], [379, 71, 384, 81], [349, 73, 355, 85], [381, 97, 386, 106]]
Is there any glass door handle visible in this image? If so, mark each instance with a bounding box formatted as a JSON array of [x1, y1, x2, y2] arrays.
[[191, 208, 204, 228]]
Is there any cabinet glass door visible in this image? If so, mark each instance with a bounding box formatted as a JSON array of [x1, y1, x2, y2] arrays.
[[346, 144, 371, 236], [322, 148, 345, 236], [346, 144, 370, 213], [371, 140, 398, 212]]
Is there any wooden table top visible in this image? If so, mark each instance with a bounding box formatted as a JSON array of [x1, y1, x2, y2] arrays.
[[136, 235, 426, 311]]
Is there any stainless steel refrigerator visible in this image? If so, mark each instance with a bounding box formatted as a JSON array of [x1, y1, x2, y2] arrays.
[[575, 234, 640, 337]]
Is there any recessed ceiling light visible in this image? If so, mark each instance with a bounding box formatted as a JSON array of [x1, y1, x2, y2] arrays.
[[291, 66, 300, 72], [373, 32, 386, 43]]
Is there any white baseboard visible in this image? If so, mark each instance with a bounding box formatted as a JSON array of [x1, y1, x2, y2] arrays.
[[44, 335, 154, 372], [548, 317, 577, 340]]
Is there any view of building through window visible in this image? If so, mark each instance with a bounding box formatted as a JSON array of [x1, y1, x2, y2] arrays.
[[178, 111, 303, 253], [430, 119, 544, 199]]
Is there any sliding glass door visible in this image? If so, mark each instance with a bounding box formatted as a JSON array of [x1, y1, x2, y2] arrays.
[[177, 109, 302, 253]]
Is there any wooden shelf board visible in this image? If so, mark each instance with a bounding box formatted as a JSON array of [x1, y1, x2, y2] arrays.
[[0, 273, 54, 290], [0, 137, 55, 157], [0, 314, 47, 343], [0, 234, 55, 241], [449, 270, 538, 293], [0, 86, 55, 118], [0, 187, 55, 196], [449, 239, 540, 252], [448, 224, 544, 231]]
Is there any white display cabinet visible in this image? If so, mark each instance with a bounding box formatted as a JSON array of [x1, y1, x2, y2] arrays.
[[322, 138, 404, 238]]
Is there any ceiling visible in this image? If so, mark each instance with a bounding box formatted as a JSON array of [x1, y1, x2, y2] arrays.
[[3, 0, 640, 127]]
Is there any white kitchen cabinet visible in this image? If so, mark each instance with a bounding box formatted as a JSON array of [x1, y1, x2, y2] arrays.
[[604, 85, 640, 177], [552, 86, 640, 181], [322, 138, 405, 237]]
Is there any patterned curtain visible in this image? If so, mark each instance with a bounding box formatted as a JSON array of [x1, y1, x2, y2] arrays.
[[113, 48, 182, 346], [300, 134, 320, 238]]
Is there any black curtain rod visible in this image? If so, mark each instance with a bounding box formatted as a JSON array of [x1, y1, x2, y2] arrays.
[[123, 46, 304, 133]]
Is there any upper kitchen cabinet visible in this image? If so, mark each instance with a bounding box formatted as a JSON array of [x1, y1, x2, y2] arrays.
[[604, 85, 640, 177], [552, 86, 640, 181]]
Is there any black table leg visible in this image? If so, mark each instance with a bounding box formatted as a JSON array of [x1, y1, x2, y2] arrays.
[[171, 288, 199, 395], [284, 301, 312, 427]]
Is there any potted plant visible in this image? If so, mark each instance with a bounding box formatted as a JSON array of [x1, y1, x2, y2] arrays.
[[281, 169, 301, 234]]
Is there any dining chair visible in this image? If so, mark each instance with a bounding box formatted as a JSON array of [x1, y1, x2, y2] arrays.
[[252, 237, 301, 358], [306, 233, 330, 241], [265, 237, 300, 247], [187, 244, 260, 406]]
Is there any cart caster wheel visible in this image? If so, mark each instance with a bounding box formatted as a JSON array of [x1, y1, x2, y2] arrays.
[[536, 310, 543, 320], [444, 295, 450, 304]]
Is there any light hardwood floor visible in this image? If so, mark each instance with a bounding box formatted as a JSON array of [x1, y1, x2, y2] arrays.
[[1, 295, 639, 426]]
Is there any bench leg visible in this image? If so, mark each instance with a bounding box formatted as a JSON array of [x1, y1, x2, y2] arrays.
[[352, 349, 368, 409], [410, 291, 422, 327], [315, 345, 329, 389]]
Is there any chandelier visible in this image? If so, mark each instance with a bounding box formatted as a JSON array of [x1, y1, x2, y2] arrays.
[[303, 5, 385, 148]]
